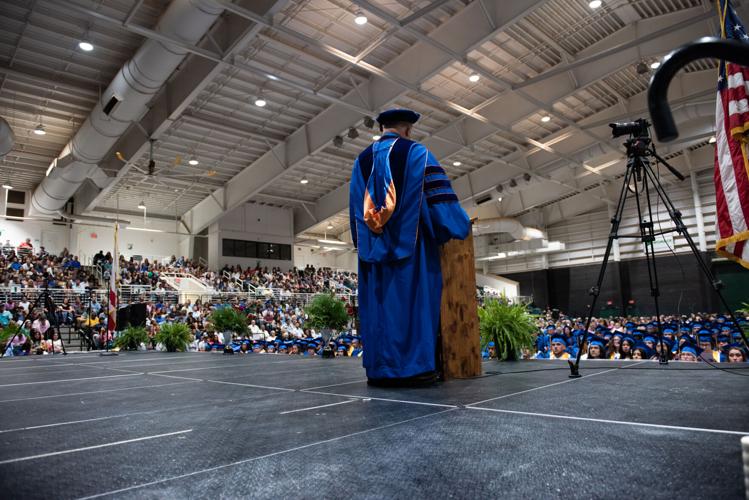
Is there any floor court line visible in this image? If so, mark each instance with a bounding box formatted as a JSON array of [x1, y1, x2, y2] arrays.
[[279, 399, 358, 414], [466, 406, 749, 436], [0, 389, 281, 434], [203, 379, 296, 392], [466, 362, 646, 407], [300, 379, 368, 391], [0, 381, 190, 404], [77, 409, 456, 500], [302, 389, 458, 409], [0, 429, 193, 465], [0, 373, 142, 387]]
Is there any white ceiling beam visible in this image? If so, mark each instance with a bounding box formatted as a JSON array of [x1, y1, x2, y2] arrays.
[[183, 0, 545, 234], [295, 9, 716, 235]]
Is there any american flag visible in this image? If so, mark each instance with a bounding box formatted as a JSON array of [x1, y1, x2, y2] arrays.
[[108, 222, 118, 334], [715, 0, 749, 269]]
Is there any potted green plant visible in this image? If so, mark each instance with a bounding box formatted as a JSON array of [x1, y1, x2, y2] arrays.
[[114, 326, 149, 351], [305, 292, 349, 341], [478, 298, 537, 361], [209, 306, 248, 343], [155, 322, 193, 352], [0, 322, 24, 350]]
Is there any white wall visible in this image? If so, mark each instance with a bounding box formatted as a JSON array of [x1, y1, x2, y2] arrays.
[[293, 246, 357, 271], [73, 216, 190, 264], [486, 169, 718, 274], [475, 273, 519, 297], [208, 203, 295, 271]]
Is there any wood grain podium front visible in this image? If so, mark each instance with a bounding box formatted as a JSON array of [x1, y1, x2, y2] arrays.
[[439, 231, 482, 379]]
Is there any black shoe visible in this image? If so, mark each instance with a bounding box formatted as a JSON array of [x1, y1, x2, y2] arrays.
[[367, 371, 439, 388]]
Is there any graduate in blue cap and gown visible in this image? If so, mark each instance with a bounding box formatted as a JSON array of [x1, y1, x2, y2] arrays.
[[350, 108, 470, 386]]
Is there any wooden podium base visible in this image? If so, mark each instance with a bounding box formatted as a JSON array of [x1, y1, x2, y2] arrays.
[[439, 231, 482, 380]]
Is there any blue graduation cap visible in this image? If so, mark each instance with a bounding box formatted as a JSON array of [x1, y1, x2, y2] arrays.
[[633, 342, 654, 359], [337, 345, 347, 351], [550, 335, 567, 346], [588, 336, 605, 349]]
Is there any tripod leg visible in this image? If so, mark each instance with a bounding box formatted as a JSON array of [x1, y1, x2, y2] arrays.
[[642, 163, 749, 350], [638, 165, 668, 363], [569, 161, 634, 377]]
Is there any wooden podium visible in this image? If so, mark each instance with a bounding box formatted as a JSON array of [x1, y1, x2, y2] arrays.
[[439, 230, 482, 379]]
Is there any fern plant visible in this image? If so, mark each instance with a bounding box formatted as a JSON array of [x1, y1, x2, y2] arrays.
[[114, 326, 149, 351], [0, 322, 24, 345], [478, 298, 537, 361], [155, 322, 193, 352], [209, 306, 248, 335], [305, 293, 349, 332], [738, 302, 749, 316]]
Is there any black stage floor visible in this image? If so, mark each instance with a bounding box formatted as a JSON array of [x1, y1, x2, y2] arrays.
[[0, 352, 747, 499]]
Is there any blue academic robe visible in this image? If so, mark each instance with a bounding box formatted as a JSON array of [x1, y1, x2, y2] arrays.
[[350, 132, 470, 379]]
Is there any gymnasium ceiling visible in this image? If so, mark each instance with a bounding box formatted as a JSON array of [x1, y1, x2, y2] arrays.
[[0, 0, 739, 238]]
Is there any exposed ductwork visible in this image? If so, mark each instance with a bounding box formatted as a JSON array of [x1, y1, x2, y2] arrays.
[[0, 117, 15, 157], [29, 0, 224, 216]]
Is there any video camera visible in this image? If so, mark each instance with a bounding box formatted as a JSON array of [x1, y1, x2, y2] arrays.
[[609, 118, 650, 138]]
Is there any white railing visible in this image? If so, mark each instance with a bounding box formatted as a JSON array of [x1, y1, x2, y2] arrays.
[[0, 286, 359, 310], [198, 256, 208, 268]]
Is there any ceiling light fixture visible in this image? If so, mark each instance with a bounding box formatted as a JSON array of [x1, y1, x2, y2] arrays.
[[255, 98, 266, 107], [78, 40, 94, 52], [2, 184, 12, 190], [126, 226, 163, 233], [354, 12, 368, 25], [589, 0, 602, 8], [453, 161, 462, 166], [372, 134, 381, 141], [317, 238, 347, 245], [333, 135, 344, 147], [33, 124, 46, 135], [300, 176, 309, 184], [326, 223, 334, 230], [650, 61, 661, 70], [469, 74, 480, 83], [708, 136, 717, 144], [188, 159, 199, 166], [137, 201, 146, 210], [347, 127, 359, 139], [541, 115, 551, 122]]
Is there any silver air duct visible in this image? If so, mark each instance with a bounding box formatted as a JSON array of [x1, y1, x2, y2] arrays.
[[29, 0, 223, 216]]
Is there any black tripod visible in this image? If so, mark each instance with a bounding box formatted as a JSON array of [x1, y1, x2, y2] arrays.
[[569, 119, 749, 377], [1, 287, 66, 358]]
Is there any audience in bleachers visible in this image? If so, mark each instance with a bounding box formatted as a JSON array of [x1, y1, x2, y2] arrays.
[[527, 310, 749, 363], [0, 239, 746, 364]]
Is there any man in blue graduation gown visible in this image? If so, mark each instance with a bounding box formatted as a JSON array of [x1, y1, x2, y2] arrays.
[[349, 109, 470, 387]]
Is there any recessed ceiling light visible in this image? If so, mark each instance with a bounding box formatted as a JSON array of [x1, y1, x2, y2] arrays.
[[372, 134, 381, 140], [2, 184, 12, 190], [497, 197, 502, 202], [300, 176, 309, 184], [650, 61, 661, 69], [78, 41, 94, 52], [453, 161, 462, 166], [354, 13, 368, 25], [541, 115, 551, 122], [589, 0, 602, 8], [33, 124, 46, 135], [469, 74, 480, 83], [188, 159, 199, 166], [708, 136, 717, 144], [255, 98, 266, 107]]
